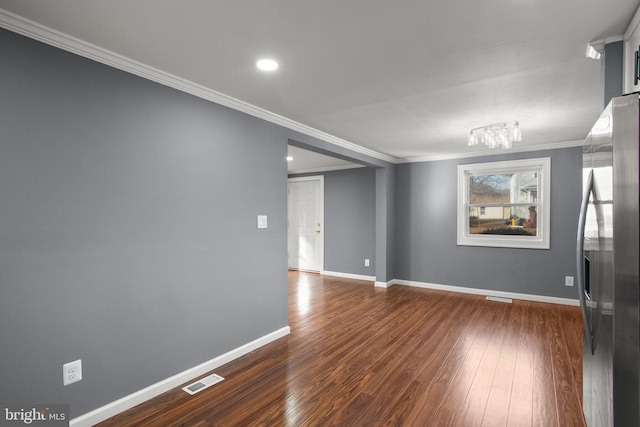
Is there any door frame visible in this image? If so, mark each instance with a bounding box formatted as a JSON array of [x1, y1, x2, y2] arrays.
[[287, 175, 324, 272]]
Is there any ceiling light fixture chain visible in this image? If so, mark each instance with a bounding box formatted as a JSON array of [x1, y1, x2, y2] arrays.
[[467, 121, 521, 149]]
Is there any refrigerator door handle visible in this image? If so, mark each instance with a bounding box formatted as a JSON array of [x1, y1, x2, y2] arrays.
[[577, 169, 594, 354]]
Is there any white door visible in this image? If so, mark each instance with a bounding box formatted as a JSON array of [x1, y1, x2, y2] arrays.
[[288, 176, 324, 272]]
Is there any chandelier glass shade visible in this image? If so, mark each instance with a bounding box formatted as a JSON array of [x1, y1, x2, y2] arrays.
[[468, 121, 521, 149]]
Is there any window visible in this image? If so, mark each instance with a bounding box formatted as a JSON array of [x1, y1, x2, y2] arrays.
[[457, 157, 550, 249]]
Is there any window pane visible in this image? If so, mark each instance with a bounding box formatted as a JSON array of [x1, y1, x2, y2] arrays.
[[469, 171, 538, 204], [468, 206, 538, 236], [469, 174, 510, 203], [516, 172, 538, 203]]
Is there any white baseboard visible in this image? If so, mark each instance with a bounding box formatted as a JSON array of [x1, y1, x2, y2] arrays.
[[70, 326, 291, 427], [374, 280, 395, 288], [391, 279, 579, 306], [322, 270, 375, 282]]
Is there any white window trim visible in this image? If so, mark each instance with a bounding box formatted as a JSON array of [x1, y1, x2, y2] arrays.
[[457, 157, 551, 249]]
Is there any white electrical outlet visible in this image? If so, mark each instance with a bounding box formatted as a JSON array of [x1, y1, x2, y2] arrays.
[[365, 259, 370, 267], [63, 359, 82, 386], [565, 276, 574, 287]]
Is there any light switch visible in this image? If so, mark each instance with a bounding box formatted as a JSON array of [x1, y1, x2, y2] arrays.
[[257, 215, 268, 229]]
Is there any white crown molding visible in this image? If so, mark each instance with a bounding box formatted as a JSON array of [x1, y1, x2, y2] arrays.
[[401, 139, 584, 163], [0, 8, 396, 164]]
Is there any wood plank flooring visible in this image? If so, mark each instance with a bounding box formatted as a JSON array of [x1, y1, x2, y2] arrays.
[[98, 271, 585, 426]]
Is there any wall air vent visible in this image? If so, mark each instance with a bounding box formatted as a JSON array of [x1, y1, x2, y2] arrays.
[[182, 373, 225, 395], [486, 296, 513, 303]]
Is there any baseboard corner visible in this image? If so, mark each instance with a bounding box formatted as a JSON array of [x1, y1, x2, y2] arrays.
[[374, 280, 396, 288]]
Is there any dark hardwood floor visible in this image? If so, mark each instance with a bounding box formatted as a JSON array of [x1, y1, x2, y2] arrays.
[[98, 271, 585, 426]]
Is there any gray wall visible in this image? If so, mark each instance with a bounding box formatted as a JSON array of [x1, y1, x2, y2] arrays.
[[603, 40, 623, 108], [0, 28, 288, 417], [376, 165, 396, 282], [394, 147, 583, 299], [289, 168, 376, 276]]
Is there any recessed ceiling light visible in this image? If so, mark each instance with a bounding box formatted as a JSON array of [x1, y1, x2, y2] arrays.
[[257, 58, 279, 72], [286, 156, 293, 161]]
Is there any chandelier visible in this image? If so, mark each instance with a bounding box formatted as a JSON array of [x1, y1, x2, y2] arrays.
[[467, 121, 521, 149]]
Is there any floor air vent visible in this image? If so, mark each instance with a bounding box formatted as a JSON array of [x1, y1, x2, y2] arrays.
[[486, 296, 513, 303], [182, 373, 225, 395]]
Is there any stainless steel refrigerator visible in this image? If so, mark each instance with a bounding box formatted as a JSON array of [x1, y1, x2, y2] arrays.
[[577, 94, 640, 426]]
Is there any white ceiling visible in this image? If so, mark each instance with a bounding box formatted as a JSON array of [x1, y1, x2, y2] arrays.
[[1, 0, 638, 168]]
